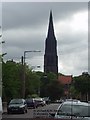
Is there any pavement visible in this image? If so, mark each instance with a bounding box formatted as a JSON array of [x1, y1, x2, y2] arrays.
[[2, 108, 7, 114]]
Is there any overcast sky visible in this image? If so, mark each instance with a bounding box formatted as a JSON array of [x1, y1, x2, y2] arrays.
[[1, 2, 88, 76]]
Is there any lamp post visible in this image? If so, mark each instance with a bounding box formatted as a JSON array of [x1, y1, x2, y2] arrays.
[[22, 50, 41, 98], [23, 50, 41, 64], [0, 40, 6, 97]]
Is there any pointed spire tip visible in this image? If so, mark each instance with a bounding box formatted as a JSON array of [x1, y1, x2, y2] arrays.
[[50, 10, 52, 15]]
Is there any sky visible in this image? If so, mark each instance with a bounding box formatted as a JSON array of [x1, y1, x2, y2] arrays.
[[1, 2, 89, 76]]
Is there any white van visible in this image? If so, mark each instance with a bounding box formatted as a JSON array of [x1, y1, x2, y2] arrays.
[[0, 97, 2, 119]]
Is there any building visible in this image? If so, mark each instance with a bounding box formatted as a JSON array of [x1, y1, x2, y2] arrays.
[[44, 11, 58, 74], [58, 75, 73, 98], [58, 75, 72, 85]]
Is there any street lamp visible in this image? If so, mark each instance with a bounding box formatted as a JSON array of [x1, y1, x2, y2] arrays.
[[1, 41, 5, 44], [0, 41, 5, 44], [23, 50, 41, 64], [2, 53, 7, 57], [22, 50, 41, 98]]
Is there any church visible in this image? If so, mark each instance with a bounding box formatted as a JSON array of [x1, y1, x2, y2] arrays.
[[44, 11, 73, 98], [44, 11, 58, 75]]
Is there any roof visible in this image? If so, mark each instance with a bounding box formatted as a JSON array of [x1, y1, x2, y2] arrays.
[[62, 101, 89, 106], [58, 75, 72, 85]]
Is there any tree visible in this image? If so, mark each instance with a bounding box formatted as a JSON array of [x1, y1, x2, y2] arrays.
[[2, 60, 22, 101], [46, 80, 64, 101], [40, 72, 64, 101], [2, 60, 64, 102], [2, 60, 42, 101], [73, 73, 90, 101], [25, 69, 41, 97]]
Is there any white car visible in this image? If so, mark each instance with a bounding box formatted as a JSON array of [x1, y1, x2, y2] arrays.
[[34, 98, 46, 107], [65, 99, 81, 102], [0, 97, 2, 119], [54, 101, 90, 120]]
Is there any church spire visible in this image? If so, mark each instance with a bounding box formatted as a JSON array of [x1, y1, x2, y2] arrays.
[[44, 11, 58, 74], [47, 10, 55, 38]]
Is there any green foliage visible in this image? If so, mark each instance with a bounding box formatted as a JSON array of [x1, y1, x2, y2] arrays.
[[74, 74, 90, 94], [73, 73, 90, 100], [70, 86, 80, 99], [2, 60, 68, 101], [25, 70, 41, 97], [31, 94, 39, 98], [2, 61, 22, 101], [40, 72, 64, 101], [46, 80, 64, 101]]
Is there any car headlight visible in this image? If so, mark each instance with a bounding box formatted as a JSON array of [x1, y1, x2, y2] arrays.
[[8, 105, 11, 108], [19, 105, 24, 108]]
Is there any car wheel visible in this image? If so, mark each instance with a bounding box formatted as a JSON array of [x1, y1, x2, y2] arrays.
[[33, 105, 36, 109], [7, 110, 10, 114], [25, 109, 27, 113], [22, 109, 25, 114]]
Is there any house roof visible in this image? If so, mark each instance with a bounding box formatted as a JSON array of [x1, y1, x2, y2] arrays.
[[58, 75, 72, 84]]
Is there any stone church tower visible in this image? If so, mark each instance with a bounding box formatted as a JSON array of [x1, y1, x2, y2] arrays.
[[44, 11, 58, 74]]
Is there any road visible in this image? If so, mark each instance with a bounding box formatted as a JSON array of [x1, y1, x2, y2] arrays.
[[2, 103, 60, 120]]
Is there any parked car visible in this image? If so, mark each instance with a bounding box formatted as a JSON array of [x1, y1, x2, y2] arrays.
[[7, 99, 27, 114], [65, 99, 81, 102], [0, 97, 2, 119], [26, 98, 38, 109], [50, 101, 90, 120], [54, 99, 64, 103], [34, 98, 46, 107], [43, 97, 51, 104]]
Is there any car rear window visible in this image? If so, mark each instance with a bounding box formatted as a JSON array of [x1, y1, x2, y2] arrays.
[[58, 104, 90, 117]]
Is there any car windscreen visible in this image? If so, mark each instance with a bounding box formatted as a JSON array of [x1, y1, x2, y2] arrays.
[[10, 99, 23, 104], [57, 104, 90, 117]]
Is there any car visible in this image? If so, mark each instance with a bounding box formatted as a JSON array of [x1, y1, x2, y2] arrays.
[[54, 99, 64, 103], [7, 98, 27, 114], [50, 101, 90, 120], [65, 99, 81, 102], [26, 98, 38, 109], [43, 97, 51, 104], [34, 98, 46, 107], [0, 97, 2, 119]]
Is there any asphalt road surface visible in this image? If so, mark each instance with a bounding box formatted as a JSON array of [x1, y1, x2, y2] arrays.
[[2, 103, 60, 120]]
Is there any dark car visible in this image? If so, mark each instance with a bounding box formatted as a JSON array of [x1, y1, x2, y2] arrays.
[[7, 99, 27, 114], [26, 98, 37, 109]]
